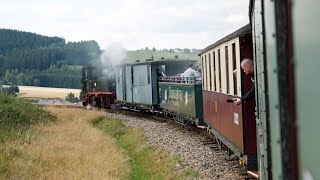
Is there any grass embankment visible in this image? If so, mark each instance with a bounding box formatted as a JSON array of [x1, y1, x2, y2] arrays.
[[93, 118, 200, 180], [0, 93, 56, 175], [0, 102, 130, 179]]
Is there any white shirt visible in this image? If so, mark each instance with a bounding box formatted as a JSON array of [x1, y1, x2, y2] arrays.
[[183, 67, 200, 77]]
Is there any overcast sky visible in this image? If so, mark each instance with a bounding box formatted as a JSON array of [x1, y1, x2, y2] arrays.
[[0, 0, 249, 50]]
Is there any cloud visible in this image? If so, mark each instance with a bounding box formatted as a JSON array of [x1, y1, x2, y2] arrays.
[[0, 0, 249, 50]]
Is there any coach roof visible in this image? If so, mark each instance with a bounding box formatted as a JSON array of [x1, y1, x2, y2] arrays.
[[198, 24, 251, 56], [119, 58, 197, 66]]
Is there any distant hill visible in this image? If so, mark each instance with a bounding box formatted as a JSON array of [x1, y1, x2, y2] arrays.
[[126, 50, 199, 63]]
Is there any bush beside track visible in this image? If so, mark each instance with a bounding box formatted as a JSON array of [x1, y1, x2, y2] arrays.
[[0, 93, 56, 141]]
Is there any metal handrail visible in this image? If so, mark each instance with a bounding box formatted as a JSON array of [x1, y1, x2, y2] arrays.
[[159, 76, 202, 84]]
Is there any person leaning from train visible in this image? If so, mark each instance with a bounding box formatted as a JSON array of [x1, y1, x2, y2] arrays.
[[233, 58, 255, 105]]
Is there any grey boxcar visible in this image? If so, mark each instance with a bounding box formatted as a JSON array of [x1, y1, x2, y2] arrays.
[[116, 58, 198, 110]]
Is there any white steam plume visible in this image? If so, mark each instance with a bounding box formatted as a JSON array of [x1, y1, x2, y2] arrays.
[[99, 43, 127, 77]]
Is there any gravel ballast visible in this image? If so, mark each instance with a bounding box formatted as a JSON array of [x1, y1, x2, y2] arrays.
[[106, 112, 246, 179]]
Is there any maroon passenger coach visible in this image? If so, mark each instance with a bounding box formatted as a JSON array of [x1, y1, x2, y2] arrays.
[[199, 24, 257, 170]]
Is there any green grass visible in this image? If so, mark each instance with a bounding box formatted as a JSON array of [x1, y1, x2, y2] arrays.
[[93, 118, 200, 180], [23, 98, 40, 103], [180, 168, 200, 178], [126, 50, 199, 63]]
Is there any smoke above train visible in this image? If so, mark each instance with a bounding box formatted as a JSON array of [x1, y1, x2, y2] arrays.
[[90, 43, 128, 80]]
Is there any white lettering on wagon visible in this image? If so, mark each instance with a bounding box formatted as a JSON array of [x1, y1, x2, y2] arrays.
[[234, 113, 239, 125], [169, 89, 183, 100], [164, 89, 168, 101], [185, 91, 188, 105]]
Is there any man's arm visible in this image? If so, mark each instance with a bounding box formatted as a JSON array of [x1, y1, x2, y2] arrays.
[[241, 83, 255, 102], [194, 70, 200, 77]]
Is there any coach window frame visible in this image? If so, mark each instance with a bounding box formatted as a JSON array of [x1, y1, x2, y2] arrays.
[[201, 56, 205, 90], [208, 53, 212, 91]]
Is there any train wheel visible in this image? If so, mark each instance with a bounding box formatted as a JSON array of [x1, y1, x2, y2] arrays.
[[82, 101, 88, 106]]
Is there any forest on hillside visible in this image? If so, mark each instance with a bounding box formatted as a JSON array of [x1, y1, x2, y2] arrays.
[[0, 29, 100, 88]]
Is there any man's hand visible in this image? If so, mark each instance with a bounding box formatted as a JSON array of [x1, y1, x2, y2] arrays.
[[233, 69, 237, 76], [233, 98, 241, 105]]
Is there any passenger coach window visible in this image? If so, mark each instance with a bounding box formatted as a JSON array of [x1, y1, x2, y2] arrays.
[[118, 69, 121, 83], [160, 65, 166, 75], [213, 52, 216, 91], [147, 65, 150, 84], [208, 54, 212, 90], [232, 43, 237, 95], [205, 55, 208, 90], [202, 56, 205, 90], [225, 46, 229, 94], [218, 49, 222, 92]]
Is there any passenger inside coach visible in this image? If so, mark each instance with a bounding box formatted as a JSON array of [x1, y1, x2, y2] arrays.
[[233, 58, 255, 105], [157, 66, 166, 80], [181, 63, 200, 83]]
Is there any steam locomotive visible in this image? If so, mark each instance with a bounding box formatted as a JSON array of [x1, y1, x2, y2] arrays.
[[81, 65, 117, 108]]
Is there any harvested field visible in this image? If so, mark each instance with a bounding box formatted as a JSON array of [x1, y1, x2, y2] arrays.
[[18, 86, 81, 99]]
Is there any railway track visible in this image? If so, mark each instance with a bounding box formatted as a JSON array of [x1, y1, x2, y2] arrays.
[[35, 104, 86, 109]]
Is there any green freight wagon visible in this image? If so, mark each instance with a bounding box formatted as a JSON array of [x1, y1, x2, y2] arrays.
[[159, 77, 204, 126]]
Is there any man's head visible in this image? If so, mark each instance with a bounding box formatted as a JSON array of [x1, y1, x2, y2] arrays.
[[189, 63, 195, 69], [240, 58, 254, 75]]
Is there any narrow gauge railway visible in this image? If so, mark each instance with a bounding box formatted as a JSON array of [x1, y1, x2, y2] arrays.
[[81, 0, 320, 179], [113, 25, 259, 177], [82, 58, 259, 178]]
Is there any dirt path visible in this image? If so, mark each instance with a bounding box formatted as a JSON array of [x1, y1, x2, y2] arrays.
[[2, 107, 130, 179]]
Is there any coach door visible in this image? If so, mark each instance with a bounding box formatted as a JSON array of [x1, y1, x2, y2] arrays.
[[251, 1, 271, 179], [125, 66, 133, 103]]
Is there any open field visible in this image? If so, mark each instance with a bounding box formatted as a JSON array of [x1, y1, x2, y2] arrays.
[[18, 86, 81, 99]]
